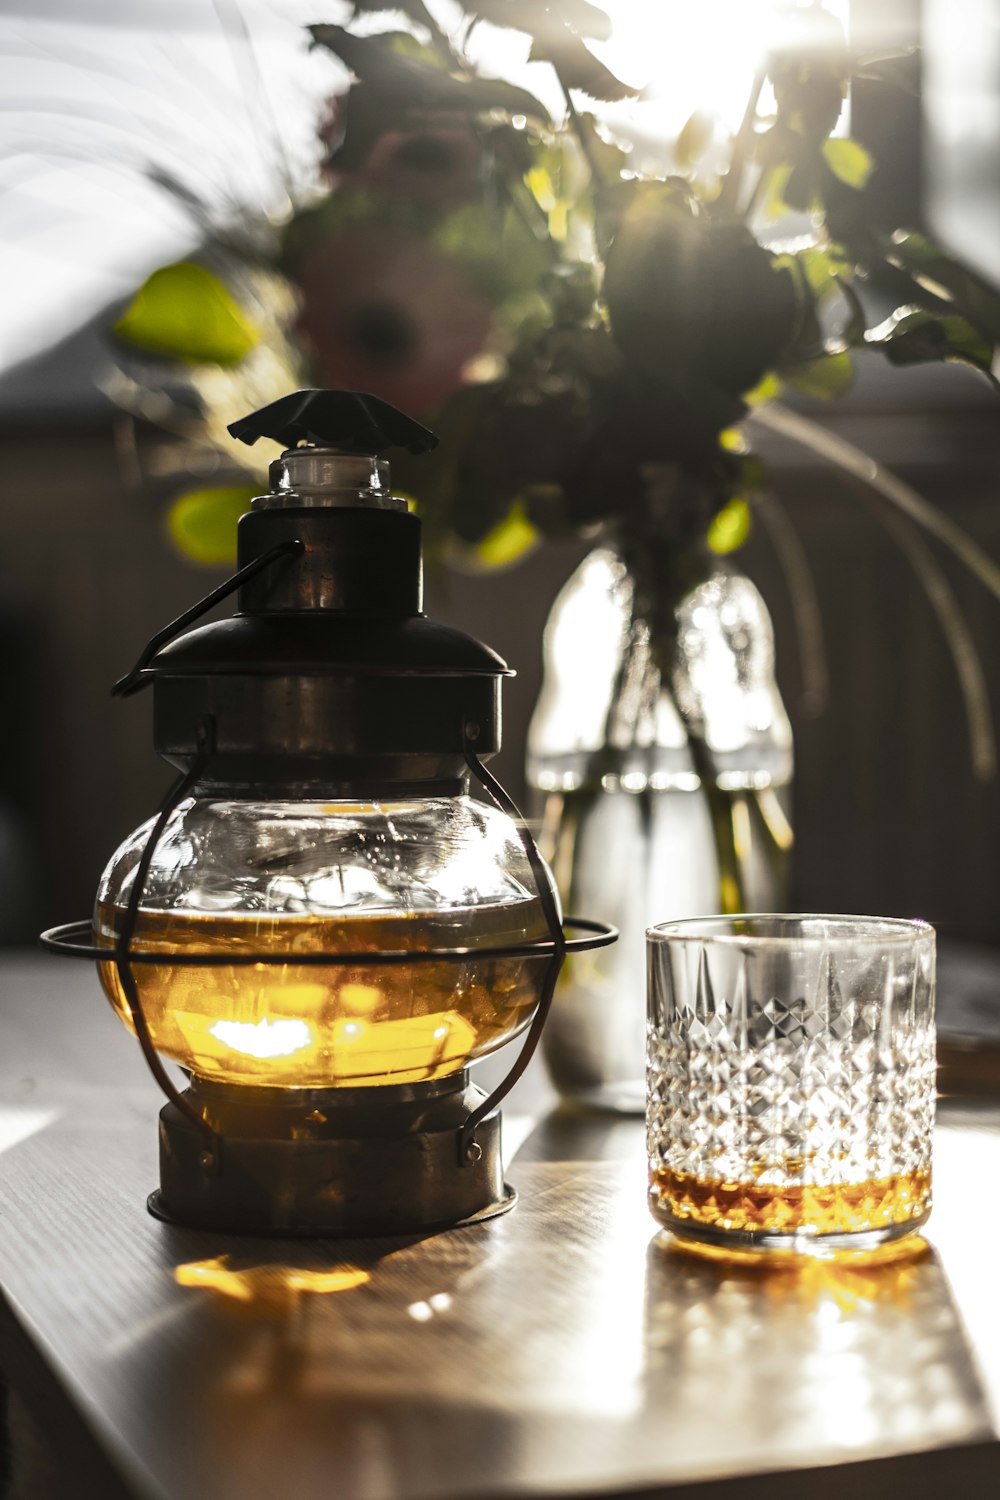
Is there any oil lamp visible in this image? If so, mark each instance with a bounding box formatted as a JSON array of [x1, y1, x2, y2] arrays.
[[43, 389, 614, 1237]]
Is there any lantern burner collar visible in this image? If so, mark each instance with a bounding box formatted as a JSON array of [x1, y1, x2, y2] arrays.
[[261, 451, 405, 511]]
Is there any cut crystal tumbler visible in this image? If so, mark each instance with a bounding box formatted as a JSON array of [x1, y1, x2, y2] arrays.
[[647, 915, 936, 1253]]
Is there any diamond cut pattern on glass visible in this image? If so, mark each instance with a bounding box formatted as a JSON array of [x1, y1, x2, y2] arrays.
[[647, 934, 935, 1237]]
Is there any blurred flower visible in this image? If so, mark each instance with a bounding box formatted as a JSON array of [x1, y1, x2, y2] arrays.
[[109, 0, 1000, 710], [348, 127, 481, 207], [322, 98, 483, 210], [292, 224, 492, 416]]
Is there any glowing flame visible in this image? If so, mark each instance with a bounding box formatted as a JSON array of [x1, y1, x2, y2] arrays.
[[209, 1017, 312, 1058]]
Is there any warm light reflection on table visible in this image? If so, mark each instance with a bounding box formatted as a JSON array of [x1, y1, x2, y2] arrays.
[[175, 1255, 371, 1307]]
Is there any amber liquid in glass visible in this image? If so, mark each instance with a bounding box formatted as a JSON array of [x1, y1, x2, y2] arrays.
[[649, 1165, 932, 1238], [96, 900, 545, 1088]]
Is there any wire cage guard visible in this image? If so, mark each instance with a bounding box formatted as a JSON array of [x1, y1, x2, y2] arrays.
[[40, 727, 616, 1168]]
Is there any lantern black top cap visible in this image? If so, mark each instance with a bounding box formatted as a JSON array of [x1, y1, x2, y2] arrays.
[[227, 389, 438, 456]]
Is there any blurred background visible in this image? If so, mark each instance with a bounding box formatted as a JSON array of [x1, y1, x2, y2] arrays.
[[2, 0, 1000, 949]]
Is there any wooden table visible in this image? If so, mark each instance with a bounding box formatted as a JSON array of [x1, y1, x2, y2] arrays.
[[1, 950, 999, 1499]]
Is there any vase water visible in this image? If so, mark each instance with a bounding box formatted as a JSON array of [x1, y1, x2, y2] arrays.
[[527, 550, 794, 1113]]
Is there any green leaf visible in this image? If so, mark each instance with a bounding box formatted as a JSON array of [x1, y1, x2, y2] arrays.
[[889, 230, 949, 268], [784, 159, 823, 212], [167, 485, 257, 565], [310, 25, 550, 121], [318, 85, 391, 174], [833, 274, 868, 344], [604, 190, 799, 395], [471, 1, 612, 42], [528, 33, 640, 101], [446, 72, 553, 120], [767, 5, 848, 144], [707, 498, 751, 555], [853, 50, 919, 95], [309, 24, 408, 74], [741, 372, 781, 407], [865, 305, 997, 382], [675, 111, 714, 171], [794, 244, 852, 297], [887, 231, 1000, 341], [350, 0, 438, 28], [474, 499, 541, 567], [576, 112, 630, 176], [114, 263, 259, 366], [773, 253, 823, 363], [525, 163, 558, 211], [761, 162, 794, 220], [434, 199, 553, 301], [779, 349, 854, 399], [822, 137, 873, 190], [556, 0, 613, 37], [575, 112, 630, 231], [385, 31, 448, 66], [756, 133, 825, 216]]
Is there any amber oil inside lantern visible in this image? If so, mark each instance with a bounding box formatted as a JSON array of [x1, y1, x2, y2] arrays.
[[96, 898, 547, 1088]]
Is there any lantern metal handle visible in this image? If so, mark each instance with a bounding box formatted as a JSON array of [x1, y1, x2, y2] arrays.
[[112, 538, 304, 697], [458, 721, 568, 1162]]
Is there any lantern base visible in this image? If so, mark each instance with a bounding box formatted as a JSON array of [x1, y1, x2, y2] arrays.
[[150, 1070, 514, 1238]]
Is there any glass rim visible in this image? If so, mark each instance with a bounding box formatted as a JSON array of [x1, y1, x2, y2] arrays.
[[646, 913, 935, 949]]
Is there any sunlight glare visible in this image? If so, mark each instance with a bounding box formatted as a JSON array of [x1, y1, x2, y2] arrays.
[[595, 0, 850, 156]]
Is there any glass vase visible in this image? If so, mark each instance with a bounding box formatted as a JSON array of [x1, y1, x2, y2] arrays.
[[527, 549, 794, 1113]]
